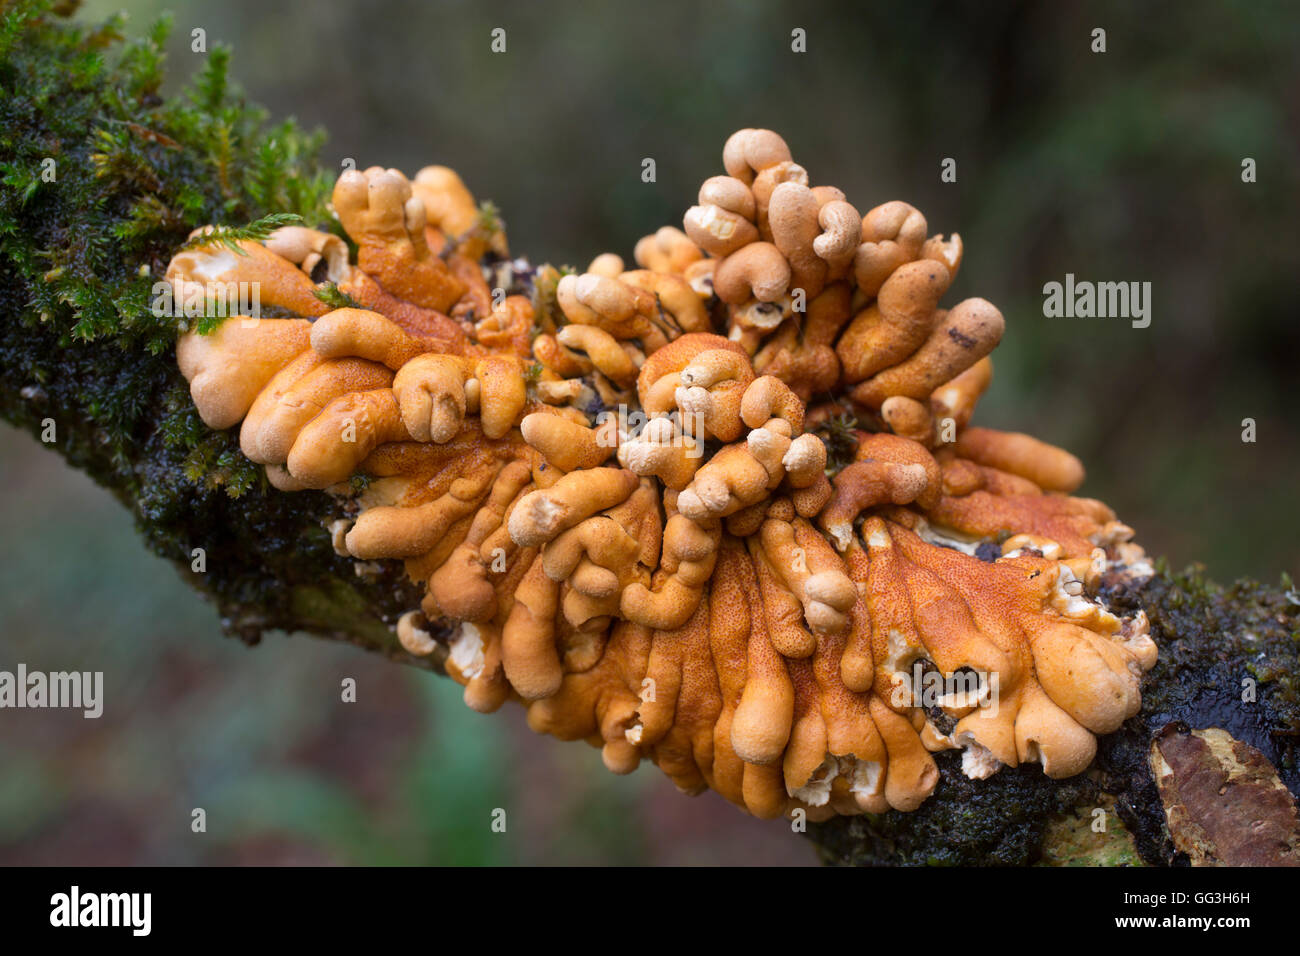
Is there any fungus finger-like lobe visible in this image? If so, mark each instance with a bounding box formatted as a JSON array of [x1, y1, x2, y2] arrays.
[[244, 357, 395, 464], [168, 237, 331, 319], [286, 388, 412, 488], [837, 259, 951, 384], [177, 318, 312, 429], [333, 167, 466, 312], [953, 426, 1085, 493], [169, 128, 1157, 820]]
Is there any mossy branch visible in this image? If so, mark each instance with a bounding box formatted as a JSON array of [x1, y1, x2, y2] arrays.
[[1, 2, 1296, 866]]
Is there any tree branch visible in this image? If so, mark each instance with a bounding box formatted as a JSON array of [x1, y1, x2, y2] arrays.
[[3, 1, 1296, 866]]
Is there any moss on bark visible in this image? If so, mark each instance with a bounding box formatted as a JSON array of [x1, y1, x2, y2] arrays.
[[0, 1, 428, 663]]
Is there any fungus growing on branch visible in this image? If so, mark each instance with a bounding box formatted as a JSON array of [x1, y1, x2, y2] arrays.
[[167, 128, 1156, 820]]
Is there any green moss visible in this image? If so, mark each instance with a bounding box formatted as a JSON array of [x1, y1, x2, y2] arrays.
[[814, 409, 860, 475], [454, 199, 503, 253], [0, 2, 398, 648], [313, 282, 362, 311], [175, 211, 305, 257], [529, 263, 573, 333], [0, 0, 331, 490], [1037, 796, 1146, 867]]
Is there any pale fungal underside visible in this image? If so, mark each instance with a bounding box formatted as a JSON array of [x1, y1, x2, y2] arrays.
[[168, 130, 1156, 820]]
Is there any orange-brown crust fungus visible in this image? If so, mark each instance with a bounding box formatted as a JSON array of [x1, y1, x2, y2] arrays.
[[169, 129, 1156, 820]]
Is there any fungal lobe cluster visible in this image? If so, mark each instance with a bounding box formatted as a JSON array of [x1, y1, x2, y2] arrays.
[[169, 131, 1156, 819]]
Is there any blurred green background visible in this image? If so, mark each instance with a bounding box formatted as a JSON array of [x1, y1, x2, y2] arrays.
[[1, 0, 1296, 864]]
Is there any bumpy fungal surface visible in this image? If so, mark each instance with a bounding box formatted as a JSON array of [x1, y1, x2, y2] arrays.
[[168, 132, 1157, 820]]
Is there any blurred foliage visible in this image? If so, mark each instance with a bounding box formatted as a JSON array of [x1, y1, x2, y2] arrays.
[[1, 0, 1295, 864]]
